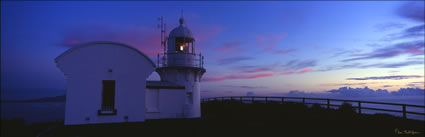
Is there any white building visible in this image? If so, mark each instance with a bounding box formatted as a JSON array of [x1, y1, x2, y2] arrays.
[[56, 17, 206, 125]]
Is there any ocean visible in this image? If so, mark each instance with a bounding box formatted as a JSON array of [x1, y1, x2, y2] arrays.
[[1, 102, 65, 124]]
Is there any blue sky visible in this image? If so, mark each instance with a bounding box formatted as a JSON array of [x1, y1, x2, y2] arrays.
[[1, 1, 424, 99]]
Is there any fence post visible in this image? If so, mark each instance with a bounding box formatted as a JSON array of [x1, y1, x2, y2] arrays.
[[358, 101, 362, 114], [265, 97, 268, 104], [327, 99, 330, 109], [302, 98, 305, 104], [281, 97, 284, 104], [252, 97, 254, 103], [240, 97, 242, 102], [402, 104, 407, 119]]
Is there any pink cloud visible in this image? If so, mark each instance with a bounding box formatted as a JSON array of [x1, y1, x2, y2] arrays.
[[244, 73, 276, 79], [256, 32, 288, 52], [216, 40, 242, 53], [202, 72, 277, 82], [202, 67, 314, 82], [242, 67, 274, 73], [297, 68, 313, 73], [279, 72, 295, 75]]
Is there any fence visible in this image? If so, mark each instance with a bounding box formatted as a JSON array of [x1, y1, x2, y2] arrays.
[[201, 96, 425, 120], [157, 53, 204, 68]]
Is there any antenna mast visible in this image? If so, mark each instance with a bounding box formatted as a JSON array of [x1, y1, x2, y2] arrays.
[[159, 16, 167, 54]]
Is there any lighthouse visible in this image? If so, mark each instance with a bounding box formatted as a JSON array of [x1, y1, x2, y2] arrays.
[[156, 17, 206, 118], [56, 16, 205, 125]]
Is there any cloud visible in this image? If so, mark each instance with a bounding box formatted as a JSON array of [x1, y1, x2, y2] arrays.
[[406, 84, 416, 87], [388, 71, 399, 73], [203, 60, 316, 82], [369, 60, 424, 68], [233, 63, 281, 73], [382, 85, 393, 88], [256, 33, 288, 52], [202, 72, 277, 82], [380, 2, 425, 41], [385, 24, 425, 40], [403, 24, 425, 37], [286, 87, 424, 98], [346, 75, 423, 80], [326, 87, 425, 97], [317, 63, 361, 72], [242, 67, 274, 73], [222, 85, 267, 89], [318, 60, 424, 72], [281, 59, 317, 71], [381, 2, 424, 41], [342, 41, 424, 61], [216, 40, 242, 53], [320, 82, 370, 87], [407, 81, 425, 87], [202, 67, 314, 82], [273, 49, 296, 55], [297, 68, 313, 73], [330, 49, 362, 58], [397, 2, 424, 22], [374, 23, 406, 32], [216, 56, 254, 65]]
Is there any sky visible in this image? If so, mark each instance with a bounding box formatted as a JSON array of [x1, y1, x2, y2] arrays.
[[1, 1, 424, 99]]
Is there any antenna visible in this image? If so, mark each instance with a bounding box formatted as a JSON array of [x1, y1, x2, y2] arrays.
[[164, 23, 167, 54], [158, 16, 167, 54]]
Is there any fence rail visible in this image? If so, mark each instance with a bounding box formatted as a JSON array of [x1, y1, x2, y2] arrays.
[[157, 53, 204, 68], [201, 96, 425, 120]]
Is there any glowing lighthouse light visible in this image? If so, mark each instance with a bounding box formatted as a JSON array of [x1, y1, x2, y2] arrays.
[[179, 44, 184, 51]]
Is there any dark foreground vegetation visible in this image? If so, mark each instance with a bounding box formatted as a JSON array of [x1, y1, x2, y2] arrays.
[[2, 100, 424, 137]]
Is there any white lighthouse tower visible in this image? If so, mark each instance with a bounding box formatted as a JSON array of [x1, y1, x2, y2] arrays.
[[156, 16, 206, 118]]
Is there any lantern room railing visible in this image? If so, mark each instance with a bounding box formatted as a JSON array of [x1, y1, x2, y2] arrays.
[[157, 53, 204, 68]]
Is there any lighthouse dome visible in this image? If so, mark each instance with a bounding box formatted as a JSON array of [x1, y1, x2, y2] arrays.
[[168, 17, 194, 39]]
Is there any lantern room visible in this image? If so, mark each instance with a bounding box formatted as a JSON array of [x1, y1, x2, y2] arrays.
[[167, 17, 195, 54]]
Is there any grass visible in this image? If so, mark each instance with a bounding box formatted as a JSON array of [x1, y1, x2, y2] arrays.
[[2, 100, 424, 137]]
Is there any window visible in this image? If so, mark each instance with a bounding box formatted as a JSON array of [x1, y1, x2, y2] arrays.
[[101, 80, 116, 110], [175, 37, 194, 52], [176, 38, 185, 52], [99, 80, 117, 115]]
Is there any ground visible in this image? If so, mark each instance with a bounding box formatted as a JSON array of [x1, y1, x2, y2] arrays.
[[1, 100, 424, 137]]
